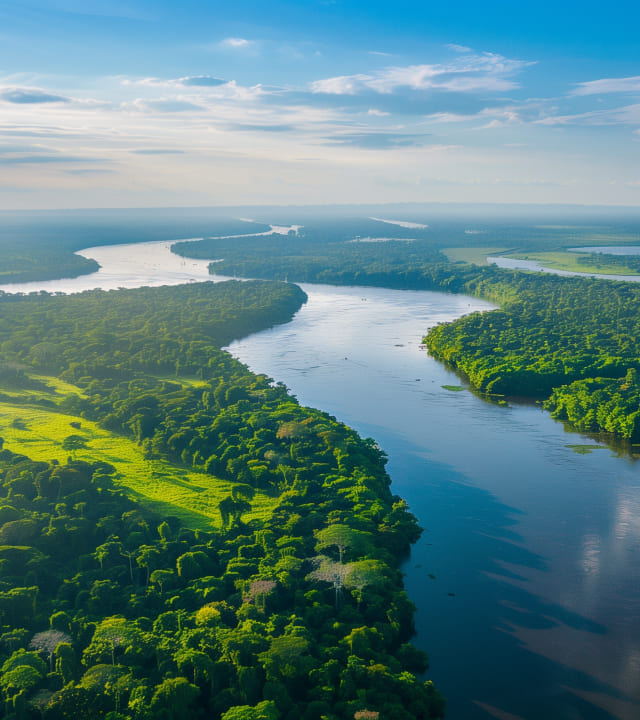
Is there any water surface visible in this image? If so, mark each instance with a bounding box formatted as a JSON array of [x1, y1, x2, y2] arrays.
[[2, 240, 640, 720], [228, 284, 640, 720], [488, 254, 640, 282]]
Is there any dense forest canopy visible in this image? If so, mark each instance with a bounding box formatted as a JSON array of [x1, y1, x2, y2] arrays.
[[172, 220, 640, 444], [3, 206, 640, 717], [0, 280, 444, 719]]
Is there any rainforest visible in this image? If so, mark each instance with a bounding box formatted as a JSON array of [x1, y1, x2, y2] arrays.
[[2, 207, 640, 720]]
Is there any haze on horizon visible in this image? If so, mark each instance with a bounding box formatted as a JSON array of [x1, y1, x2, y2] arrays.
[[1, 0, 639, 210]]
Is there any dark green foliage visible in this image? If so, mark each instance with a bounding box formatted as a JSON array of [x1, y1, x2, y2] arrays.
[[0, 280, 443, 719], [423, 271, 640, 440], [173, 231, 447, 286], [170, 217, 640, 443]]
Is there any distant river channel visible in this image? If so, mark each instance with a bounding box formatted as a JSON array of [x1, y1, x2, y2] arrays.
[[2, 239, 640, 720]]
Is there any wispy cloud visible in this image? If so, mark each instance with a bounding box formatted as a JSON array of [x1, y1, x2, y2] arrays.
[[125, 98, 206, 113], [536, 103, 640, 127], [120, 76, 263, 103], [311, 52, 534, 95], [1, 87, 70, 104], [122, 76, 227, 89], [0, 153, 105, 165], [231, 123, 296, 133], [425, 100, 549, 128], [64, 167, 116, 174], [131, 148, 186, 155], [322, 131, 431, 149], [446, 44, 473, 53], [572, 76, 640, 96], [221, 37, 253, 49]]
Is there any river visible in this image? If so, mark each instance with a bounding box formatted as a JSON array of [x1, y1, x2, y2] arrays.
[[1, 239, 639, 720]]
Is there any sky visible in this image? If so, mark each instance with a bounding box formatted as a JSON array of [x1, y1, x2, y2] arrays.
[[1, 0, 640, 210]]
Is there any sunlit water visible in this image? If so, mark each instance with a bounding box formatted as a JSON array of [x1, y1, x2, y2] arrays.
[[488, 254, 640, 282], [2, 241, 640, 720]]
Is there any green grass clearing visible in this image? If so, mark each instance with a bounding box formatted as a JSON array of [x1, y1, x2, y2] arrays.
[[0, 392, 278, 531], [442, 247, 511, 265]]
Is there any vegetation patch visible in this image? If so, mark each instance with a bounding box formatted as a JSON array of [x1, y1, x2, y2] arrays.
[[441, 247, 510, 265], [441, 385, 465, 392], [0, 396, 276, 531], [507, 251, 640, 275], [0, 279, 443, 719], [565, 444, 606, 454]]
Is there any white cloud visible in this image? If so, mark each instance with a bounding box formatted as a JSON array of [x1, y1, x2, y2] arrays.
[[446, 44, 473, 53], [124, 98, 205, 113], [536, 103, 640, 127], [477, 110, 522, 129], [572, 76, 640, 96], [0, 86, 70, 104], [311, 52, 534, 95], [311, 74, 370, 95], [367, 109, 390, 117], [222, 37, 253, 49], [123, 76, 227, 89]]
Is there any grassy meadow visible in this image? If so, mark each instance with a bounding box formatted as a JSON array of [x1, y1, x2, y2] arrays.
[[442, 247, 511, 265], [0, 376, 278, 531], [508, 250, 640, 275]]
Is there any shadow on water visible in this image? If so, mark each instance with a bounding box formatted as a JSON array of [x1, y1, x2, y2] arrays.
[[388, 439, 633, 720]]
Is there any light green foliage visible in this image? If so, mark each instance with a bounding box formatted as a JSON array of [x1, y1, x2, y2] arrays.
[[508, 250, 640, 275], [149, 677, 199, 720], [259, 634, 311, 679], [0, 664, 42, 696], [0, 279, 443, 720], [314, 524, 373, 563], [221, 700, 279, 720], [0, 650, 46, 699], [441, 247, 509, 265], [424, 268, 640, 440]]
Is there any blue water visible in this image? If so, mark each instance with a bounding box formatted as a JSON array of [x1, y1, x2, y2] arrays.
[[2, 237, 640, 720], [228, 283, 640, 720]]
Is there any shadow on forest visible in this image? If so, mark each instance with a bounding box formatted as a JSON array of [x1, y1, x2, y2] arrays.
[[380, 434, 638, 720]]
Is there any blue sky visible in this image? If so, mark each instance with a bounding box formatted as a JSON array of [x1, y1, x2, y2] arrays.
[[1, 0, 639, 209]]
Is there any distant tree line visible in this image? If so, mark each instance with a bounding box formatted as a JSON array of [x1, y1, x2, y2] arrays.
[[174, 235, 640, 444]]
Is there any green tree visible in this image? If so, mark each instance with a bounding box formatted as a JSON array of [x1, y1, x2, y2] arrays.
[[221, 700, 279, 720], [314, 524, 372, 563], [149, 677, 199, 720]]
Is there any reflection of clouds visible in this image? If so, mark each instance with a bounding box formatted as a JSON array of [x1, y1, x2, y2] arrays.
[[613, 492, 640, 542], [622, 648, 640, 695], [581, 534, 601, 576]]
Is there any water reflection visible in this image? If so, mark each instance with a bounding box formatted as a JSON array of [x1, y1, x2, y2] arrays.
[[1, 238, 640, 718], [229, 284, 640, 720], [0, 240, 216, 295], [487, 255, 640, 283], [391, 443, 632, 720]]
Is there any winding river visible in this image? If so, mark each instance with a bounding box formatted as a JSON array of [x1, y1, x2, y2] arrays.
[[2, 239, 640, 720]]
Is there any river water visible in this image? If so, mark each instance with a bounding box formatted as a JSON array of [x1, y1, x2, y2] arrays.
[[2, 240, 639, 720], [487, 254, 640, 283]]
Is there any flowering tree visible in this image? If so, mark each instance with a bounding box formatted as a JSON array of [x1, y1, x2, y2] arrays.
[[29, 629, 72, 671], [307, 556, 354, 608]]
